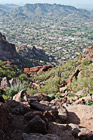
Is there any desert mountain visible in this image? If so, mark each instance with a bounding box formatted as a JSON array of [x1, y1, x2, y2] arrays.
[[0, 3, 91, 21], [14, 4, 90, 20]]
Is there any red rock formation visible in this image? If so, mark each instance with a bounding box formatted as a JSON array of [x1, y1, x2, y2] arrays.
[[24, 65, 55, 75], [30, 66, 42, 73], [24, 66, 42, 74], [59, 69, 80, 89], [24, 68, 31, 74], [66, 69, 80, 84], [37, 65, 55, 75]]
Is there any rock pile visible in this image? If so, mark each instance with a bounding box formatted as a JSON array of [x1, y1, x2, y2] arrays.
[[0, 91, 93, 140]]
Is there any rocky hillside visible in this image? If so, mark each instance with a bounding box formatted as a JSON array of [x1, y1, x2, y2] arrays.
[[0, 32, 54, 67], [0, 45, 93, 140], [18, 45, 55, 64], [23, 45, 93, 95]]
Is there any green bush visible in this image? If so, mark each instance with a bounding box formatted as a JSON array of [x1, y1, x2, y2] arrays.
[[83, 59, 92, 65], [5, 81, 26, 98], [27, 87, 38, 96], [85, 99, 93, 106], [81, 94, 88, 98], [19, 73, 28, 80], [55, 92, 62, 98], [68, 93, 75, 97]]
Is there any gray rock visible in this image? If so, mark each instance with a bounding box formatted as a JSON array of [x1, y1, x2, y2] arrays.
[[0, 77, 10, 89], [13, 90, 28, 102], [24, 115, 48, 134]]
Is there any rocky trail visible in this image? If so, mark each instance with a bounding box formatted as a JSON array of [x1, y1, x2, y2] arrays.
[[0, 90, 93, 140]]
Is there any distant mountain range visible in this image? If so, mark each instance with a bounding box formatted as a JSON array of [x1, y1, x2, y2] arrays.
[[0, 3, 92, 20]]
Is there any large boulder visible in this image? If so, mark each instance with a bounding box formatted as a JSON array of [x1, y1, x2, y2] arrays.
[[66, 105, 93, 131], [13, 90, 28, 103], [6, 100, 30, 115], [50, 98, 68, 123], [24, 115, 48, 134], [0, 77, 10, 89], [48, 122, 76, 140]]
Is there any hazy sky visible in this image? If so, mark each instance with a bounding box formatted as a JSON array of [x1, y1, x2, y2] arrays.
[[0, 0, 93, 5]]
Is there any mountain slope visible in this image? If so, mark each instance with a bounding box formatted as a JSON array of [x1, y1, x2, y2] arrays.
[[13, 4, 90, 20], [0, 3, 91, 21], [29, 45, 93, 95]]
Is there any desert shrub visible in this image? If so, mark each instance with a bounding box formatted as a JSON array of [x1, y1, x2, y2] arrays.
[[38, 76, 59, 94], [27, 87, 38, 96], [81, 94, 88, 98], [68, 92, 75, 97], [5, 81, 26, 98], [55, 92, 62, 98], [85, 99, 93, 106], [71, 74, 93, 94], [2, 94, 9, 99], [6, 70, 16, 79], [83, 59, 92, 65], [19, 73, 28, 80]]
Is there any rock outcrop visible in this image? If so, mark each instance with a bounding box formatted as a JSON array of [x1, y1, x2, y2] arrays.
[[24, 65, 55, 75], [0, 77, 10, 89], [18, 46, 45, 58], [59, 69, 80, 90], [0, 32, 17, 61]]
